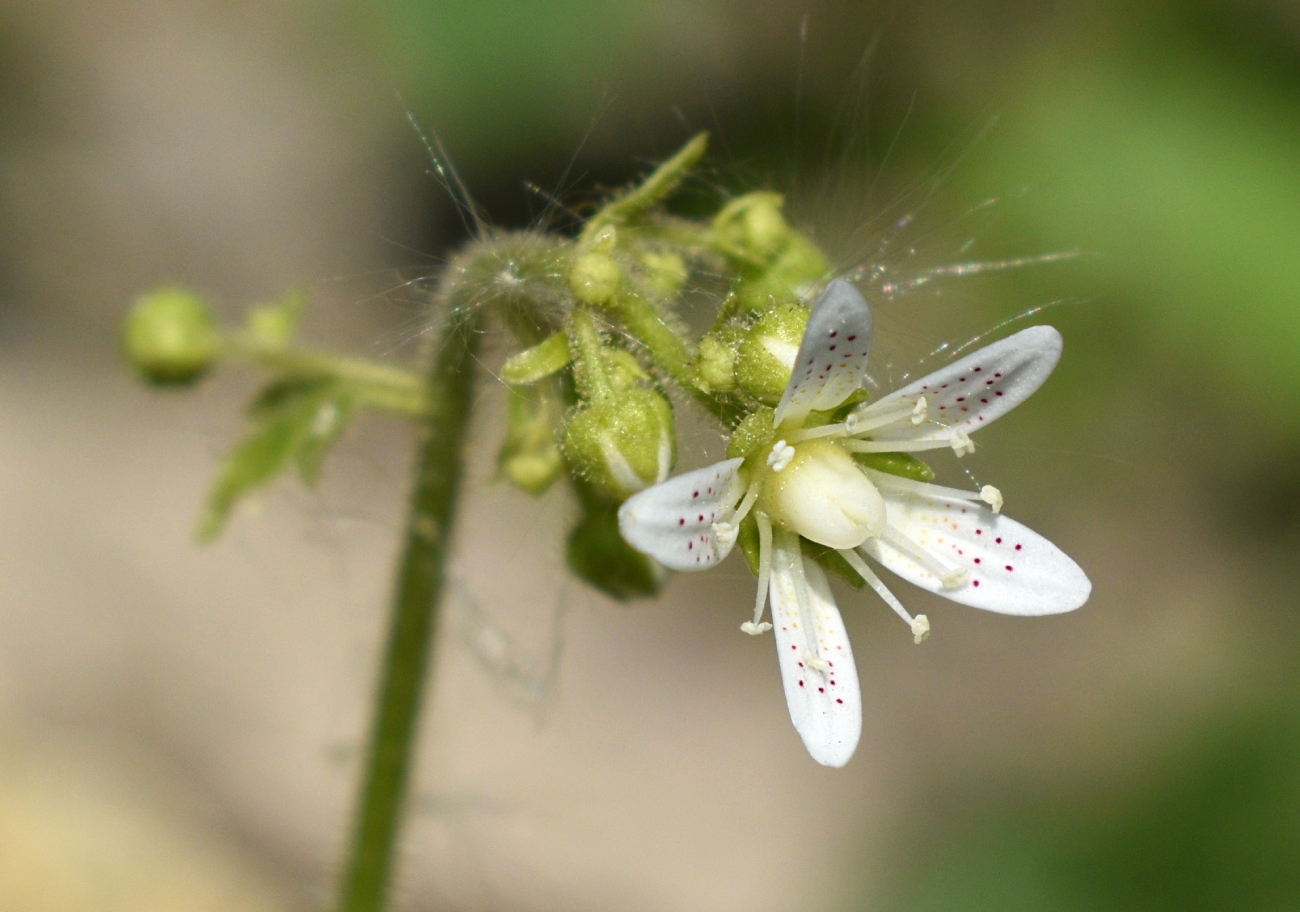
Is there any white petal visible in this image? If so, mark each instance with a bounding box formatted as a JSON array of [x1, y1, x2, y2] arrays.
[[617, 458, 746, 571], [769, 546, 862, 766], [868, 325, 1062, 442], [862, 491, 1090, 615], [774, 279, 873, 428]]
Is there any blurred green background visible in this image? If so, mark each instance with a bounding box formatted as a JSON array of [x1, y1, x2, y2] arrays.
[[2, 0, 1298, 909]]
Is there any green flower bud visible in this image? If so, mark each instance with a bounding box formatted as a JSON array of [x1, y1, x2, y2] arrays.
[[734, 302, 809, 404], [713, 192, 792, 264], [638, 250, 688, 297], [569, 251, 622, 306], [605, 349, 650, 392], [694, 327, 744, 393], [245, 290, 303, 349], [123, 286, 220, 385], [563, 389, 674, 500], [498, 386, 563, 495]]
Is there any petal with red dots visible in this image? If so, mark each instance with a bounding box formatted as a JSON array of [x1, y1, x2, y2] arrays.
[[861, 492, 1090, 615], [868, 325, 1062, 441], [774, 279, 873, 428], [769, 545, 862, 767], [617, 458, 746, 571]]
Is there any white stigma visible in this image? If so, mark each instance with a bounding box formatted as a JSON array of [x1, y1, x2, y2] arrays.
[[767, 439, 795, 472], [740, 621, 772, 635], [980, 484, 1003, 513], [911, 615, 931, 644], [912, 396, 928, 425], [949, 429, 975, 457]]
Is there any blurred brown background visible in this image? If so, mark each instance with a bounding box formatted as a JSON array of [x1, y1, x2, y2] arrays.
[[3, 0, 1299, 909]]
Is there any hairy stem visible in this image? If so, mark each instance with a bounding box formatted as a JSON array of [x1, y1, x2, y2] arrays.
[[338, 303, 483, 912]]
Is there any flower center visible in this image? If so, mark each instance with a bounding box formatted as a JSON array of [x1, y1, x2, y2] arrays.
[[760, 439, 886, 549]]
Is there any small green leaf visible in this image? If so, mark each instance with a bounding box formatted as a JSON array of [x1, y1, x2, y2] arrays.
[[197, 379, 355, 541], [566, 483, 663, 601]]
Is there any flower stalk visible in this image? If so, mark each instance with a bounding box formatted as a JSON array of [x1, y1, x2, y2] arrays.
[[338, 301, 483, 912]]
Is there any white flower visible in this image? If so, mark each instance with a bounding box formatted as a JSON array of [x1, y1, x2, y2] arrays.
[[618, 279, 1091, 767]]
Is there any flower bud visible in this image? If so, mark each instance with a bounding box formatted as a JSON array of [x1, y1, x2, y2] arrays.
[[569, 251, 622, 306], [498, 387, 563, 495], [734, 302, 809, 404], [713, 192, 792, 264], [563, 389, 675, 500], [638, 250, 688, 297], [761, 439, 885, 549], [123, 286, 220, 385], [694, 327, 744, 393]]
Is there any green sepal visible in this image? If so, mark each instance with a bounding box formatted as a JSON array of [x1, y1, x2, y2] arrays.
[[501, 331, 572, 384], [197, 378, 357, 541], [566, 483, 663, 601], [737, 512, 761, 576], [852, 451, 936, 483], [801, 538, 866, 591], [734, 517, 864, 590], [726, 407, 777, 461]]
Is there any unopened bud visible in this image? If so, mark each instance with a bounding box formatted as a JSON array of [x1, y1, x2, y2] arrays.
[[735, 302, 809, 404], [638, 250, 688, 297], [123, 286, 220, 385], [563, 389, 675, 500], [498, 387, 563, 495], [569, 252, 622, 306], [694, 328, 743, 393], [713, 192, 792, 264]]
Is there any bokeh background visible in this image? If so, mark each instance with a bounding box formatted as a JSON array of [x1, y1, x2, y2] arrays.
[[3, 0, 1299, 909]]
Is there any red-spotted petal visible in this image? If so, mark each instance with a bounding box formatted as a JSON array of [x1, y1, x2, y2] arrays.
[[868, 325, 1061, 441], [774, 279, 873, 428], [617, 458, 746, 571], [769, 545, 862, 766], [862, 491, 1090, 615]]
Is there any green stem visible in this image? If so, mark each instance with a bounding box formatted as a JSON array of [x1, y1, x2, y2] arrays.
[[226, 337, 427, 416], [338, 304, 483, 912], [579, 133, 708, 244], [568, 308, 614, 401]]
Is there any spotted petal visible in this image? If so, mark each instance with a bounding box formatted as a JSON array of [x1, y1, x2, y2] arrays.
[[774, 279, 873, 428], [862, 491, 1090, 615], [617, 458, 746, 571], [868, 325, 1061, 442], [769, 545, 862, 766]]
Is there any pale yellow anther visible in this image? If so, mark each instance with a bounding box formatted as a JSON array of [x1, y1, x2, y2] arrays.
[[712, 521, 738, 551], [912, 396, 928, 425], [740, 621, 772, 635], [911, 615, 931, 644], [950, 429, 975, 457], [803, 651, 829, 672], [767, 439, 795, 472], [980, 485, 1003, 514]]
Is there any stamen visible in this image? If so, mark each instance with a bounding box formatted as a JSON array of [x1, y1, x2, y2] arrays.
[[949, 429, 975, 457], [741, 621, 772, 635], [881, 526, 970, 589], [803, 651, 829, 672], [912, 395, 928, 425], [789, 415, 855, 443], [751, 510, 774, 628], [842, 438, 957, 455], [861, 468, 991, 506], [780, 530, 823, 664], [838, 549, 921, 633], [843, 398, 917, 436], [980, 484, 1003, 513], [767, 440, 795, 472]]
